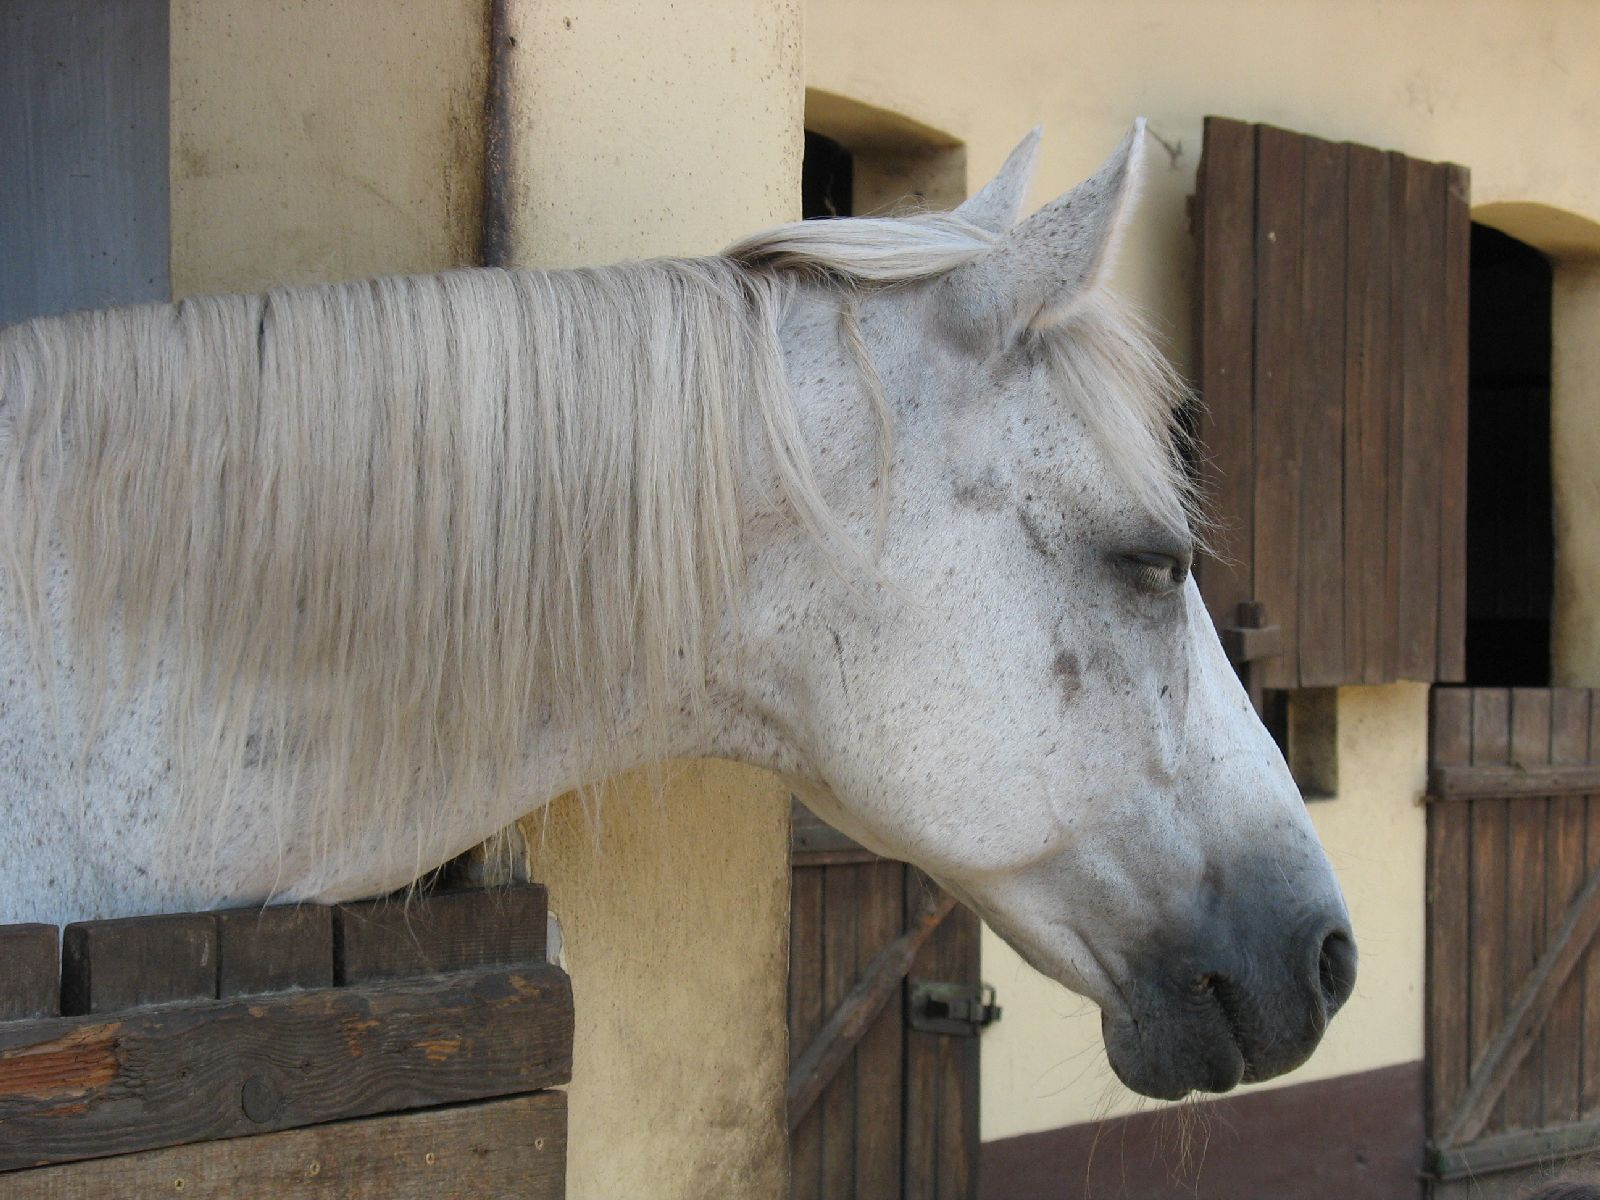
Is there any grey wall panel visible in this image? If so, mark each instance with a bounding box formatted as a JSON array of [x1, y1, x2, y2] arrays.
[[1, 0, 170, 327]]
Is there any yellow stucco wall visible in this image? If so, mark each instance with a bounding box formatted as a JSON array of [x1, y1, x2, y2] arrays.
[[1553, 258, 1600, 687], [498, 4, 802, 1196], [804, 0, 1600, 1142], [172, 3, 802, 1195]]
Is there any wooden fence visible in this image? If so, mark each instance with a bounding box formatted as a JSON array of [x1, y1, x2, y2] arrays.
[[0, 883, 570, 1197]]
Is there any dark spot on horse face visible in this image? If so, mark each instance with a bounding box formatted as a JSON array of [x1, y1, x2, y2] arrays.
[[1017, 506, 1052, 558], [1051, 651, 1082, 707], [953, 472, 1008, 513]]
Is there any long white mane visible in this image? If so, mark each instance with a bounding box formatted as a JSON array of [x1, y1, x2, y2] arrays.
[[0, 210, 1188, 873]]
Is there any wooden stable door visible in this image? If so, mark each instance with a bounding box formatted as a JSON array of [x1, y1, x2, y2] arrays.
[[787, 801, 989, 1199], [1427, 688, 1600, 1196]]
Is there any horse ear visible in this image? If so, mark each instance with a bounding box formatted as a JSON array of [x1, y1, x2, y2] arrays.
[[941, 120, 1146, 347], [956, 127, 1043, 234]]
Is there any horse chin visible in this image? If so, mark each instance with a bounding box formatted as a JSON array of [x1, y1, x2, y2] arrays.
[[1100, 1007, 1248, 1101]]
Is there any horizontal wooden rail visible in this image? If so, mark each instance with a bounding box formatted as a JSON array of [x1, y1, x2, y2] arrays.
[[0, 1092, 568, 1199], [1426, 763, 1600, 801], [786, 892, 957, 1131], [1429, 1116, 1600, 1181], [0, 964, 573, 1173]]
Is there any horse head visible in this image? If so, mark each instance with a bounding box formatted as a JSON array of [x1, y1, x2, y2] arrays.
[[716, 124, 1356, 1100]]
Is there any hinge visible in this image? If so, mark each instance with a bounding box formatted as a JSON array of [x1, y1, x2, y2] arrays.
[[907, 979, 1001, 1037]]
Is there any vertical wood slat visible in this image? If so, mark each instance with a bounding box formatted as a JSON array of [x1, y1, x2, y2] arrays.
[[853, 862, 904, 1198], [61, 912, 218, 1017], [1194, 117, 1258, 638], [217, 906, 334, 998], [1429, 689, 1473, 1133], [1544, 691, 1591, 1125], [1344, 144, 1394, 685], [1437, 163, 1472, 681], [1297, 136, 1349, 685], [820, 864, 859, 1200], [1383, 152, 1411, 690], [0, 925, 60, 1021], [1251, 125, 1306, 691], [941, 904, 981, 1197], [1470, 690, 1511, 1136], [788, 866, 825, 1200], [1395, 157, 1450, 680], [901, 870, 980, 1200], [1586, 696, 1600, 1116], [1504, 690, 1552, 1130], [902, 871, 942, 1200]]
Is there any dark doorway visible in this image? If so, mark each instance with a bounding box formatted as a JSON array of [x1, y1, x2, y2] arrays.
[[1464, 224, 1553, 686], [803, 130, 853, 220]]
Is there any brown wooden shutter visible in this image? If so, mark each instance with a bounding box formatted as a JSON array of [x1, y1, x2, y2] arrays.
[[1194, 117, 1469, 693]]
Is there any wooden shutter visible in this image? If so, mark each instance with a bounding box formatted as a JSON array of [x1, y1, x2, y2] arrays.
[[1194, 117, 1469, 693]]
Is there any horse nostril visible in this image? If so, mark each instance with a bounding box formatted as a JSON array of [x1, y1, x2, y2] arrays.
[[1318, 929, 1358, 1015]]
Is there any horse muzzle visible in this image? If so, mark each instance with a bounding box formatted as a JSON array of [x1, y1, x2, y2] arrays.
[[1101, 901, 1357, 1101]]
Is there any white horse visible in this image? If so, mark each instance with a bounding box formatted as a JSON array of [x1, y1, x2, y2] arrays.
[[0, 123, 1353, 1100]]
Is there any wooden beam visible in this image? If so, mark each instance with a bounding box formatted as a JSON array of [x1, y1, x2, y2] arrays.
[[1429, 1115, 1600, 1181], [60, 912, 219, 1016], [0, 1091, 567, 1198], [336, 884, 546, 985], [1439, 861, 1600, 1147], [0, 964, 572, 1172], [785, 893, 956, 1132], [0, 926, 58, 1022], [1427, 763, 1600, 800]]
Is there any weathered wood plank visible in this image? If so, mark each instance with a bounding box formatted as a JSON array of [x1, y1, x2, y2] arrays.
[[1504, 690, 1551, 1130], [791, 797, 874, 859], [1297, 134, 1348, 686], [60, 914, 217, 1017], [1382, 151, 1410, 689], [1470, 690, 1511, 1135], [1587, 697, 1600, 1117], [788, 864, 825, 1200], [1394, 156, 1448, 680], [902, 870, 981, 1200], [337, 885, 546, 985], [1429, 764, 1600, 800], [217, 906, 334, 999], [1544, 692, 1591, 1126], [853, 861, 905, 1199], [938, 897, 981, 1199], [0, 927, 59, 1022], [1442, 853, 1600, 1147], [0, 1091, 567, 1199], [1428, 688, 1473, 1133], [819, 863, 859, 1200], [1344, 143, 1394, 685], [1194, 117, 1258, 641], [902, 871, 943, 1200], [786, 888, 953, 1134], [1431, 1113, 1600, 1182], [1251, 124, 1306, 691], [1436, 161, 1471, 681], [0, 965, 573, 1172]]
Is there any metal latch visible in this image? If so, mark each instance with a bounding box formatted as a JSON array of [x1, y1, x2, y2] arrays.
[[907, 980, 1001, 1037]]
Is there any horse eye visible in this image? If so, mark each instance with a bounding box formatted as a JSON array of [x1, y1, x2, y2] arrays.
[[1120, 550, 1188, 593]]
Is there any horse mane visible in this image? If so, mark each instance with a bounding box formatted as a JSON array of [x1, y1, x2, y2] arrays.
[[0, 209, 1190, 879]]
